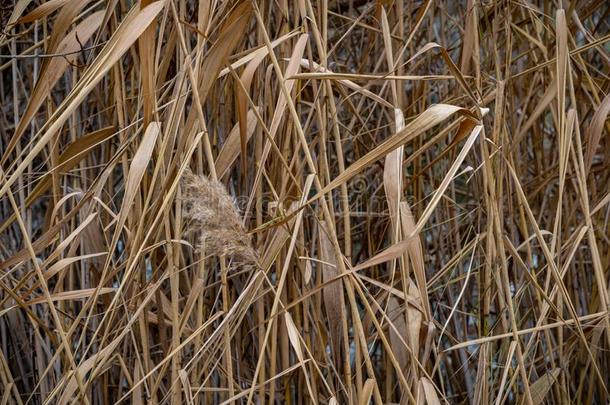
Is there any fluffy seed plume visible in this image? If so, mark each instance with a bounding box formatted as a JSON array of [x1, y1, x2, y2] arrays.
[[182, 170, 257, 265]]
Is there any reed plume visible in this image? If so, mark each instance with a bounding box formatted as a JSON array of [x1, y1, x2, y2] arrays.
[[182, 170, 258, 265]]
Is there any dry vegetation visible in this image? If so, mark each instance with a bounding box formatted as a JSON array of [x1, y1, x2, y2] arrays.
[[0, 0, 609, 403]]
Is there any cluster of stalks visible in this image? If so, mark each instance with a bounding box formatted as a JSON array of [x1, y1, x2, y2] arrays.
[[0, 0, 609, 403]]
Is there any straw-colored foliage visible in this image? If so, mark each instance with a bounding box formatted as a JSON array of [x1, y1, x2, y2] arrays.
[[0, 0, 609, 403]]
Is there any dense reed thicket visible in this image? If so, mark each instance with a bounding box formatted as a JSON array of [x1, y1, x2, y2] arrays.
[[0, 0, 609, 403]]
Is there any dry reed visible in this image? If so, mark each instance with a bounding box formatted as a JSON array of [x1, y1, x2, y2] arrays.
[[0, 0, 609, 404]]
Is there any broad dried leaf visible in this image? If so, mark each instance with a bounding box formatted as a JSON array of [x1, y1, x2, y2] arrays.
[[26, 288, 115, 305], [216, 109, 259, 179], [585, 93, 610, 173], [420, 377, 441, 405], [311, 104, 478, 202], [319, 220, 343, 363], [531, 369, 561, 405], [285, 312, 304, 362], [15, 0, 70, 24], [359, 379, 376, 405]]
